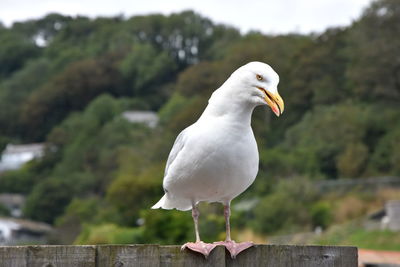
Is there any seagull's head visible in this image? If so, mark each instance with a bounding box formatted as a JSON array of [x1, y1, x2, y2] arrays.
[[227, 61, 284, 117]]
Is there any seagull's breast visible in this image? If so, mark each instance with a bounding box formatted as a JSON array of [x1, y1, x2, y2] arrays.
[[164, 117, 259, 204]]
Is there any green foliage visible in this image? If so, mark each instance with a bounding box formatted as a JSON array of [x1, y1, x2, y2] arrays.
[[54, 197, 104, 244], [0, 158, 49, 193], [161, 95, 207, 134], [174, 61, 229, 97], [0, 136, 8, 152], [47, 95, 136, 194], [75, 223, 145, 244], [119, 43, 177, 97], [347, 0, 400, 101], [345, 230, 400, 250], [0, 204, 10, 216], [310, 202, 332, 229], [315, 223, 400, 251], [368, 126, 400, 175], [197, 206, 226, 242], [0, 167, 37, 194], [252, 178, 317, 234], [20, 58, 124, 140], [107, 156, 164, 225], [0, 28, 40, 77], [56, 197, 100, 227], [158, 93, 188, 123], [281, 103, 400, 178], [336, 142, 369, 177], [22, 95, 138, 223], [139, 209, 193, 244], [24, 178, 74, 224], [0, 58, 51, 138]]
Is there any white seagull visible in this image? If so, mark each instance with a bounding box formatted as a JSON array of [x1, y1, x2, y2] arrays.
[[152, 61, 284, 258]]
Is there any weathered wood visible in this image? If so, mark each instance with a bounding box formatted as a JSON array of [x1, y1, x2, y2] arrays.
[[97, 245, 160, 267], [0, 246, 28, 267], [0, 245, 96, 267], [0, 244, 358, 267], [159, 245, 225, 267], [26, 245, 96, 267], [225, 245, 358, 267]]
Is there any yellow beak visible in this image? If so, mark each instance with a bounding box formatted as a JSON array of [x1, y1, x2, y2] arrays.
[[258, 87, 284, 117]]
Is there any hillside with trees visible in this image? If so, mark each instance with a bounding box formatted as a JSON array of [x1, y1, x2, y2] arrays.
[[0, 0, 399, 247]]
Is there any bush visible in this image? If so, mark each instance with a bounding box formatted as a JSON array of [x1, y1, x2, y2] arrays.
[[0, 204, 10, 216], [24, 178, 74, 224], [139, 209, 193, 244], [252, 178, 317, 234], [336, 143, 369, 178], [0, 164, 40, 194], [333, 195, 368, 223], [310, 202, 332, 229], [74, 223, 145, 244], [107, 160, 164, 225]]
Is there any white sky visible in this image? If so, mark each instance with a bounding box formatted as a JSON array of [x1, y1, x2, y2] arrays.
[[0, 0, 374, 34]]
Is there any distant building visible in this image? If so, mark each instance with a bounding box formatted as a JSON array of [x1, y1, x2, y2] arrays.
[[0, 194, 25, 218], [386, 200, 400, 231], [122, 111, 159, 128], [365, 200, 400, 231], [0, 217, 52, 245], [0, 143, 45, 172]]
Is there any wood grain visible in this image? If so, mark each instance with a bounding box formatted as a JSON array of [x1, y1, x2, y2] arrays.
[[0, 244, 358, 267]]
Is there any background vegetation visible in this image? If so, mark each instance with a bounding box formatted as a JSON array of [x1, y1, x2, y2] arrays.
[[0, 0, 399, 249]]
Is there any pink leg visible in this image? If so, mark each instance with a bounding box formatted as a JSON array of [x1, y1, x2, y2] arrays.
[[181, 204, 217, 258], [224, 203, 232, 241], [214, 203, 253, 258], [193, 204, 201, 242]]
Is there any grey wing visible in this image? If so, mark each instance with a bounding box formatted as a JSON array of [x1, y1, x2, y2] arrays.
[[164, 127, 189, 178]]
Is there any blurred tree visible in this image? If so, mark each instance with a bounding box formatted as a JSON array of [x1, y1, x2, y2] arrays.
[[20, 58, 124, 140], [46, 95, 136, 194], [174, 61, 228, 97], [0, 136, 9, 152], [369, 126, 400, 175], [0, 58, 51, 138], [24, 178, 74, 224], [0, 203, 10, 216], [124, 11, 239, 66], [283, 104, 371, 178], [74, 223, 144, 244], [107, 153, 163, 225], [0, 164, 39, 194], [119, 43, 177, 99], [139, 209, 192, 244], [310, 201, 333, 229], [295, 29, 349, 106], [0, 28, 40, 77], [55, 197, 102, 244], [347, 0, 400, 101], [12, 13, 73, 46], [252, 178, 316, 234], [336, 142, 369, 177]]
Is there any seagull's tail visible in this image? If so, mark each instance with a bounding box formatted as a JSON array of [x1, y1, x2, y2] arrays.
[[151, 195, 168, 209], [151, 194, 191, 211]]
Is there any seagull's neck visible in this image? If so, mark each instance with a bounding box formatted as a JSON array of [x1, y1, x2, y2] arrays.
[[199, 85, 256, 127]]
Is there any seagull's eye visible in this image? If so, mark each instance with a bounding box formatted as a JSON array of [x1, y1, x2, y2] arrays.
[[256, 74, 263, 81]]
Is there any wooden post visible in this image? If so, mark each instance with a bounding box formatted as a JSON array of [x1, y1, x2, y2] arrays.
[[0, 244, 358, 267], [0, 245, 96, 267]]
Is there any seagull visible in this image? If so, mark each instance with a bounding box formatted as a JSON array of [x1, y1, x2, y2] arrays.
[[152, 61, 284, 258]]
